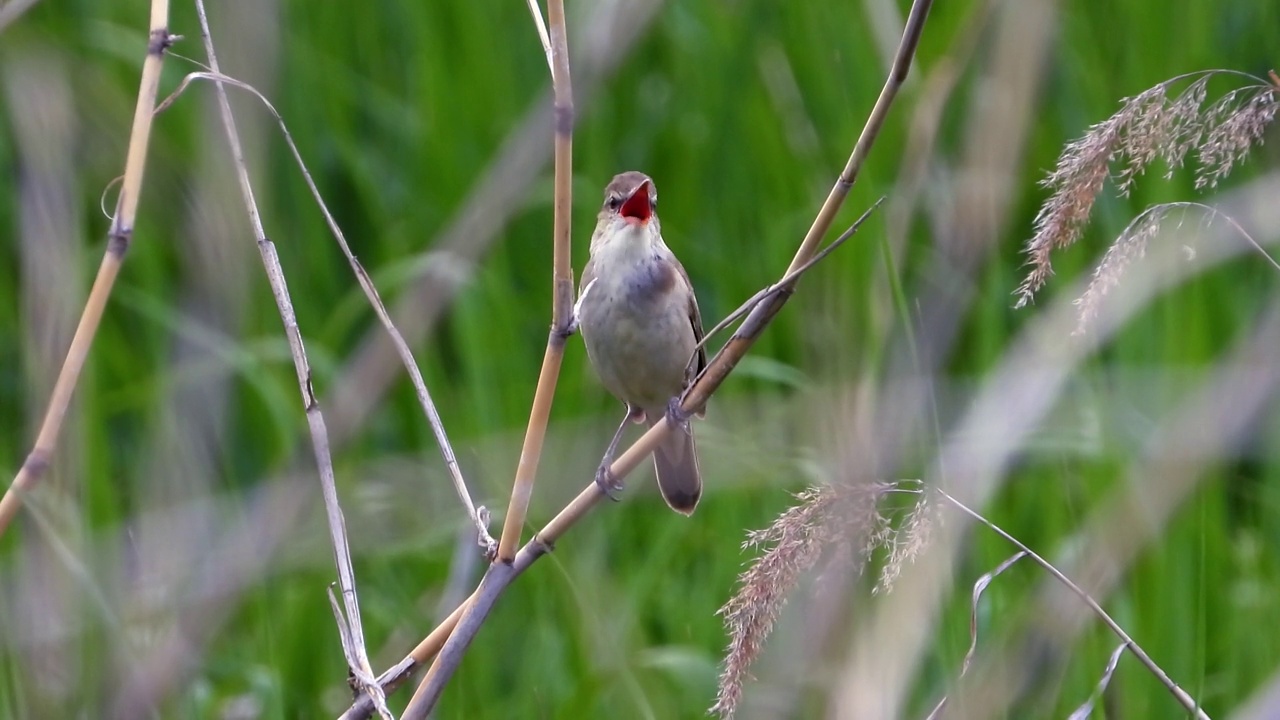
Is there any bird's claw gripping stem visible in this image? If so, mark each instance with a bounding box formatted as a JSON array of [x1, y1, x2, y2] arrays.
[[594, 463, 624, 501], [666, 396, 692, 434]]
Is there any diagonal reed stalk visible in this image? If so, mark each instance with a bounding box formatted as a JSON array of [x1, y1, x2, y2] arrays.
[[0, 0, 173, 538], [354, 1, 937, 717]]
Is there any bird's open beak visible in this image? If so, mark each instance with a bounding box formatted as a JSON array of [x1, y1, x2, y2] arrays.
[[619, 180, 652, 223]]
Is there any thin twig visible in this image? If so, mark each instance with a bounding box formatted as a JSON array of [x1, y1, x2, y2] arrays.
[[696, 198, 885, 353], [522, 0, 554, 75], [190, 2, 390, 716], [936, 488, 1210, 719], [0, 0, 173, 538], [1067, 643, 1130, 720], [779, 0, 932, 280], [154, 67, 495, 556], [492, 0, 576, 565], [925, 550, 1027, 720]]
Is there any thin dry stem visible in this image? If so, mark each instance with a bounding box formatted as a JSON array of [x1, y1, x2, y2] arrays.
[[925, 551, 1027, 720], [695, 200, 885, 355], [0, 0, 172, 538], [406, 0, 572, 712], [1015, 69, 1277, 307], [782, 0, 932, 281], [522, 0, 554, 75], [337, 5, 669, 716], [680, 0, 932, 424], [495, 0, 576, 564], [1068, 643, 1130, 720], [401, 0, 574, 714], [155, 67, 495, 555], [936, 488, 1210, 719], [190, 3, 389, 715]]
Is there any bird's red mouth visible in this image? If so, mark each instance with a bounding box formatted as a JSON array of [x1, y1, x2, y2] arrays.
[[620, 181, 652, 223]]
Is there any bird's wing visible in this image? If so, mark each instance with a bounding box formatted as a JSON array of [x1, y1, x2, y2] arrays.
[[672, 255, 707, 379]]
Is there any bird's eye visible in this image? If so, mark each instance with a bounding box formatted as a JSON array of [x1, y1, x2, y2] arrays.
[[606, 195, 622, 211]]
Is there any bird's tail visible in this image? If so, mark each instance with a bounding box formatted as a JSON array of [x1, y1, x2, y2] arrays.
[[651, 421, 701, 515]]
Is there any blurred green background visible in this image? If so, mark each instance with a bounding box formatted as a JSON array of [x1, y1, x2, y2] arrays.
[[1, 0, 1278, 717]]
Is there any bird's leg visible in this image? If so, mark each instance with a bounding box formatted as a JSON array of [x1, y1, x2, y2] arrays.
[[595, 404, 644, 500]]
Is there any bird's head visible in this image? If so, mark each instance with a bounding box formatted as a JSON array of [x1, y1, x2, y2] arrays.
[[601, 171, 658, 228]]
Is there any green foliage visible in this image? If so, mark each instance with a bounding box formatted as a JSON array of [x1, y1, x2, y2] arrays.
[[1, 0, 1278, 717]]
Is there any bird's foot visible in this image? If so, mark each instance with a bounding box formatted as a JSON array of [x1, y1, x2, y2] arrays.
[[666, 396, 693, 435], [557, 316, 579, 339], [594, 463, 624, 501]]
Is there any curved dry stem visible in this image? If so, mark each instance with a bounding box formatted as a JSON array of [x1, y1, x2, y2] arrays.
[[940, 306, 1280, 719], [925, 550, 1027, 720], [945, 301, 1280, 719], [1068, 643, 1130, 720], [0, 0, 172, 539], [937, 489, 1208, 718], [155, 67, 494, 556]]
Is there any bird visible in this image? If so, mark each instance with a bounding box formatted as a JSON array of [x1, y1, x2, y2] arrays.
[[574, 171, 707, 515]]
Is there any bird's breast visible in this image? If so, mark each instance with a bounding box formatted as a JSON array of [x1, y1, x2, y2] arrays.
[[579, 254, 697, 409]]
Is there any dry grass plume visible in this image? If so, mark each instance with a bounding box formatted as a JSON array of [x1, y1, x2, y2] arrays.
[[1014, 69, 1278, 310], [711, 481, 937, 718]]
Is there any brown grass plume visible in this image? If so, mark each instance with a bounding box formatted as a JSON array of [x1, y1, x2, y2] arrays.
[[1014, 70, 1277, 309]]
